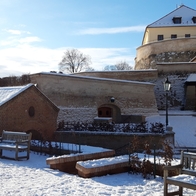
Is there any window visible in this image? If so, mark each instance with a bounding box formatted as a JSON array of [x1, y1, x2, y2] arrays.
[[157, 35, 164, 41], [28, 106, 35, 117], [172, 17, 182, 24], [192, 17, 196, 23], [185, 34, 190, 38], [98, 107, 112, 117], [171, 34, 177, 39], [98, 111, 102, 116]]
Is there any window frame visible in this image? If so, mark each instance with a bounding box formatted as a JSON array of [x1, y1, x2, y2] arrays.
[[171, 34, 177, 39], [192, 17, 196, 23], [172, 17, 182, 24], [157, 35, 164, 41]]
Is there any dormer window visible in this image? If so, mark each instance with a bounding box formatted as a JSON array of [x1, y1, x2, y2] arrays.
[[192, 16, 196, 23], [172, 17, 182, 24]]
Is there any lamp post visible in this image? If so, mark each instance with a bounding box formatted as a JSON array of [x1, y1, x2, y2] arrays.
[[163, 77, 171, 127]]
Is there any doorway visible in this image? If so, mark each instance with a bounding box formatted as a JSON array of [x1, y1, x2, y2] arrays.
[[98, 107, 112, 117], [98, 105, 121, 123]]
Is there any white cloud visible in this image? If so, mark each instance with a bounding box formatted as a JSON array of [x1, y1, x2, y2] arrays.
[[78, 25, 146, 35], [0, 24, 140, 78], [3, 29, 31, 35], [18, 36, 42, 44], [81, 48, 135, 70], [0, 45, 63, 77], [1, 29, 38, 46], [0, 45, 135, 77], [7, 29, 22, 35], [0, 37, 16, 46], [0, 36, 42, 46]]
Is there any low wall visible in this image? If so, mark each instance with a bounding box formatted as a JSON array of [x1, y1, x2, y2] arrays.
[[46, 149, 115, 174], [157, 62, 196, 74], [54, 131, 175, 154]]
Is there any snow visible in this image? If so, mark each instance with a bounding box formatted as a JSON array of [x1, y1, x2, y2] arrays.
[[147, 111, 196, 147], [186, 74, 196, 82], [0, 143, 27, 149], [148, 5, 196, 27], [1, 111, 196, 195], [35, 72, 154, 85], [78, 155, 130, 168], [0, 84, 33, 106], [47, 145, 113, 160], [77, 154, 178, 169]]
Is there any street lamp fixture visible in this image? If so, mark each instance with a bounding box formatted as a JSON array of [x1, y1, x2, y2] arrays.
[[163, 77, 171, 127], [110, 97, 115, 103]]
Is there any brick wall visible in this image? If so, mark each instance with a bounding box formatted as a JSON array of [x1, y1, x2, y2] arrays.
[[0, 86, 59, 140]]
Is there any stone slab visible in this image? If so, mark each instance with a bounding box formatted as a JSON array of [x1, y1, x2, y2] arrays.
[[76, 156, 130, 178]]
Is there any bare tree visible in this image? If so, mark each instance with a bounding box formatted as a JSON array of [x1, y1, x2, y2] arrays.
[[85, 66, 95, 72], [115, 61, 133, 70], [59, 49, 92, 73]]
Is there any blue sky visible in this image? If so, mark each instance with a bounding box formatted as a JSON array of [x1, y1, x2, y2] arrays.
[[0, 0, 196, 77]]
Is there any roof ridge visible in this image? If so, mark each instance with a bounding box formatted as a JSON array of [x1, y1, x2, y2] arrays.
[[147, 5, 196, 28]]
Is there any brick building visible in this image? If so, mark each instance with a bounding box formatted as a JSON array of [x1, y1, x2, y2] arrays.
[[0, 83, 59, 140]]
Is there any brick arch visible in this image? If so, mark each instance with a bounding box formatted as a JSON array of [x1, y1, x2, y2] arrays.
[[98, 104, 121, 123], [26, 129, 43, 140]]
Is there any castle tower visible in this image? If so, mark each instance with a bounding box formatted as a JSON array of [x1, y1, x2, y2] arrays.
[[135, 5, 196, 70]]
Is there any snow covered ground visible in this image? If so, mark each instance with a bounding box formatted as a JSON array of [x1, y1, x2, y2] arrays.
[[147, 110, 196, 147], [1, 112, 196, 196]]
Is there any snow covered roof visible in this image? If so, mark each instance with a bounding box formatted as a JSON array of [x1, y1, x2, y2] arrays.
[[0, 83, 34, 107], [148, 5, 196, 27], [186, 74, 196, 83]]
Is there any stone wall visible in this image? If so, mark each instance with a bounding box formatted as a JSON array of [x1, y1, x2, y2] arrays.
[[75, 69, 192, 110], [30, 73, 158, 123], [152, 74, 188, 110], [157, 62, 196, 74], [154, 65, 196, 110], [74, 70, 158, 82], [135, 38, 196, 70]]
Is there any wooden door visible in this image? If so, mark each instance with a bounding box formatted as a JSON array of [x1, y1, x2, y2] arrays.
[[98, 107, 112, 117]]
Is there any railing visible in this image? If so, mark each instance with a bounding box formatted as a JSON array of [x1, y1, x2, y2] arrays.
[[57, 121, 165, 133]]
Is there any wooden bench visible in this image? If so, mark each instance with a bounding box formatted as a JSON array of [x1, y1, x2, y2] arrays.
[[164, 151, 196, 196], [0, 130, 32, 160]]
